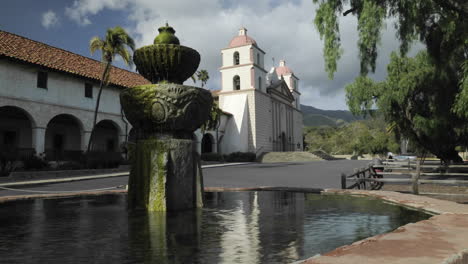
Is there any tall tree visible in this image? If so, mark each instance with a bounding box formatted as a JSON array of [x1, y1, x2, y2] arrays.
[[87, 26, 135, 153], [193, 69, 210, 88], [313, 0, 468, 163], [197, 69, 209, 88]]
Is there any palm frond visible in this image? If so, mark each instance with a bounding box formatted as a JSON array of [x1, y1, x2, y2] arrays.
[[89, 37, 104, 55], [116, 46, 133, 66]]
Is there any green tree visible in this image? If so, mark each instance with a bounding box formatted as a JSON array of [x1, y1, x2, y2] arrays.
[[196, 69, 210, 88], [313, 0, 467, 163], [304, 118, 398, 156], [87, 26, 135, 153], [191, 69, 210, 88], [347, 51, 465, 162]]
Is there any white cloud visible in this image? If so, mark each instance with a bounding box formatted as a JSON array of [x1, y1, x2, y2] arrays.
[[41, 10, 59, 29], [65, 0, 128, 26], [65, 0, 419, 110]]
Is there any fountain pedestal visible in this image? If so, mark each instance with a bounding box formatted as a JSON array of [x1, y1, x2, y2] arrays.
[[121, 24, 212, 211], [127, 139, 203, 211]]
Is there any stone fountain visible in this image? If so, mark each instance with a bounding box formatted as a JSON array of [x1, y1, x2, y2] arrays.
[[120, 24, 213, 211]]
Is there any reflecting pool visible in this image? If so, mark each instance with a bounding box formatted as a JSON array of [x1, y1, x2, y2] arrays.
[[0, 192, 430, 263]]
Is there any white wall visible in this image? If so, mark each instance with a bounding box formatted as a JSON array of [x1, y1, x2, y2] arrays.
[[219, 93, 249, 153], [0, 60, 123, 115], [254, 91, 273, 153], [222, 45, 252, 67], [254, 68, 266, 92], [0, 59, 130, 154], [221, 66, 253, 91], [252, 46, 265, 69]]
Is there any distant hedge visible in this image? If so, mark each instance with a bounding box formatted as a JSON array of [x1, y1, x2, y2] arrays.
[[223, 152, 256, 162]]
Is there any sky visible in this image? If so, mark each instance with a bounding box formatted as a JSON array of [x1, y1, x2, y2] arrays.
[[0, 0, 422, 110]]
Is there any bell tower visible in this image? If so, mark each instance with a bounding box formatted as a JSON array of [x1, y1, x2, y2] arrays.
[[220, 27, 266, 92]]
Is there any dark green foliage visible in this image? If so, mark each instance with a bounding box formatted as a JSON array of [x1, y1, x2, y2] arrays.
[[304, 119, 399, 155], [313, 0, 467, 78], [201, 101, 222, 132], [22, 156, 48, 170], [191, 69, 210, 88], [223, 152, 256, 162], [346, 51, 465, 162], [201, 153, 224, 162], [313, 0, 467, 163], [85, 152, 123, 169]]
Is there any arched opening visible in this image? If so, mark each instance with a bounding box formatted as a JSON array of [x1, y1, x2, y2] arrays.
[[233, 75, 240, 90], [201, 133, 214, 153], [257, 53, 260, 65], [0, 106, 35, 159], [258, 76, 262, 90], [92, 120, 120, 152], [233, 51, 240, 65], [45, 114, 83, 161]]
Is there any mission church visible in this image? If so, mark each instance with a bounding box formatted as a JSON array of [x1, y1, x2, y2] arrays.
[[206, 27, 303, 154], [0, 27, 302, 162]]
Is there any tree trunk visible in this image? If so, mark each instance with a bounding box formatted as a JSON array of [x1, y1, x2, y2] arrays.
[[86, 62, 112, 154]]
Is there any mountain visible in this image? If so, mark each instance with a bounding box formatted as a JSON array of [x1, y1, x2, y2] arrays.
[[300, 104, 364, 127]]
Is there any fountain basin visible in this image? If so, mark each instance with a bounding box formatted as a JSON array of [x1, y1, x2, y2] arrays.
[[0, 190, 430, 263], [120, 83, 213, 135]]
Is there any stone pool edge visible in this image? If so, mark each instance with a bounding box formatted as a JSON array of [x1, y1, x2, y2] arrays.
[[299, 189, 468, 264], [2, 187, 468, 264]]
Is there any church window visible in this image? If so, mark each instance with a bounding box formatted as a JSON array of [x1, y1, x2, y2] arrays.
[[37, 71, 48, 89], [85, 83, 93, 98], [258, 76, 262, 90], [257, 53, 260, 65], [233, 52, 240, 65], [233, 75, 240, 90]]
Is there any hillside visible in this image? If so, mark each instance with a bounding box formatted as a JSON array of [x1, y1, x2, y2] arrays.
[[300, 104, 364, 127]]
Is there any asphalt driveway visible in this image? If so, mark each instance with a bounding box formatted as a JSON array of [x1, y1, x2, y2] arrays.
[[0, 160, 370, 196], [203, 160, 369, 189]]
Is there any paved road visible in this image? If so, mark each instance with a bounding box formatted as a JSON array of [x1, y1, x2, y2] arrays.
[[0, 160, 369, 197]]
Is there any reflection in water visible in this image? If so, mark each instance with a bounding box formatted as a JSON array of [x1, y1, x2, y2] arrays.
[[0, 192, 430, 263]]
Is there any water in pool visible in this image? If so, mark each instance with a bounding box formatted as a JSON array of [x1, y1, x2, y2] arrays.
[[0, 191, 430, 263]]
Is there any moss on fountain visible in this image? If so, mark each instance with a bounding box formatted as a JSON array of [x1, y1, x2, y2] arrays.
[[122, 24, 211, 211], [154, 23, 180, 45], [133, 24, 200, 84]]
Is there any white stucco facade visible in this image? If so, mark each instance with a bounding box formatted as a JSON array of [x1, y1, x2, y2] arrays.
[[0, 58, 129, 157]]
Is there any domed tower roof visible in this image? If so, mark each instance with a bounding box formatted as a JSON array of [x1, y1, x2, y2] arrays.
[[228, 27, 257, 48], [275, 60, 293, 76]]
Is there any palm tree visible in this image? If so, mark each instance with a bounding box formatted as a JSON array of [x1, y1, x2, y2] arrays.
[[196, 70, 209, 88], [87, 26, 135, 153]]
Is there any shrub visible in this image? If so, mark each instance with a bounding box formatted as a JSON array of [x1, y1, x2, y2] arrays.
[[22, 155, 48, 170], [84, 151, 123, 169], [56, 161, 83, 170], [223, 152, 256, 162], [201, 153, 224, 162]]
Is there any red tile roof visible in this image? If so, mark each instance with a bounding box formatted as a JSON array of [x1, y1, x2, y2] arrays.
[[0, 30, 150, 88]]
